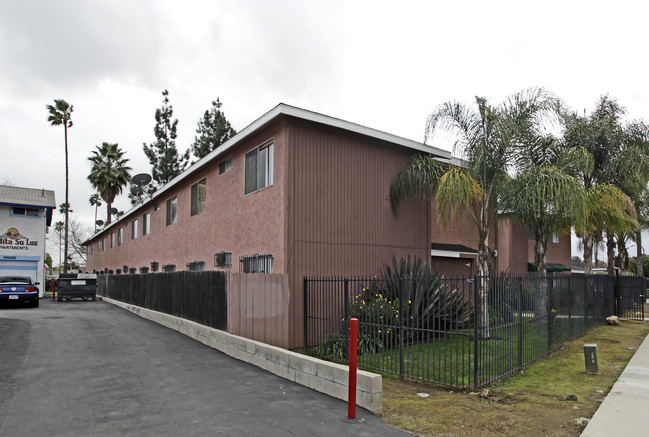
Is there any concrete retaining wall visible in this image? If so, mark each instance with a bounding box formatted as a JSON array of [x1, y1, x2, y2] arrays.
[[101, 296, 382, 414]]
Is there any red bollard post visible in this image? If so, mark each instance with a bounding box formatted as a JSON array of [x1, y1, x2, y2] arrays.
[[348, 317, 358, 419]]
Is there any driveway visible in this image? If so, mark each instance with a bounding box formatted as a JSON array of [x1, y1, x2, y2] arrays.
[[0, 299, 409, 436]]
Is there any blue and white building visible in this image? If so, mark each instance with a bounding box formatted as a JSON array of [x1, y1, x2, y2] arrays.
[[0, 185, 56, 295]]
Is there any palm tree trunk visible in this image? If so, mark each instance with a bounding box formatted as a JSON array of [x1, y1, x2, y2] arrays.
[[582, 233, 594, 274], [617, 234, 629, 273], [64, 123, 69, 274], [477, 234, 490, 339], [606, 230, 616, 274], [637, 231, 643, 277], [534, 231, 548, 320], [106, 201, 112, 225]]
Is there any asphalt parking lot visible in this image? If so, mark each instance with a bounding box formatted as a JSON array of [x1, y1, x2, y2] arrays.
[[0, 298, 409, 436]]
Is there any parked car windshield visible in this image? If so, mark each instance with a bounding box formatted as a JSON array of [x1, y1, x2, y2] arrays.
[[0, 276, 32, 284]]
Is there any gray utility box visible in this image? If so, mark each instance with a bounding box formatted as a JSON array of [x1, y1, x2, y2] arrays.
[[584, 344, 599, 374], [56, 273, 97, 301]]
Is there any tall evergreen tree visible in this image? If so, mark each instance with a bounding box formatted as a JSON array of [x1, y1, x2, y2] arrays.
[[191, 98, 237, 160], [143, 90, 189, 186]]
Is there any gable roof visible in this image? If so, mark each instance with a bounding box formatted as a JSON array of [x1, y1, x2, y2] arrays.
[[87, 104, 451, 241], [0, 185, 56, 209]]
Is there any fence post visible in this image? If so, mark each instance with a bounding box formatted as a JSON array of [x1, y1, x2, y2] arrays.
[[517, 276, 523, 369], [583, 275, 589, 329], [614, 269, 621, 317], [399, 275, 405, 380], [473, 274, 479, 390], [344, 278, 349, 361], [547, 275, 552, 352], [303, 277, 308, 352], [348, 318, 358, 419]]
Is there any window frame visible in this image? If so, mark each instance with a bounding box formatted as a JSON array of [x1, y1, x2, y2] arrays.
[[244, 141, 274, 195], [131, 218, 138, 240], [219, 157, 233, 175], [166, 195, 178, 226], [190, 178, 207, 216], [143, 212, 151, 236], [117, 228, 123, 245], [10, 207, 40, 218]]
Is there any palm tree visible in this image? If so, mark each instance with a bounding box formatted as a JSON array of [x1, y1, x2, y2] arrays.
[[89, 193, 103, 233], [54, 221, 64, 272], [87, 143, 132, 225], [47, 99, 73, 273], [562, 97, 648, 273], [390, 88, 560, 337], [502, 165, 587, 275]]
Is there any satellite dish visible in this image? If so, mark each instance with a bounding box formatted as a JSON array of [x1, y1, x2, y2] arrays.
[[110, 207, 119, 215], [130, 186, 144, 196], [96, 220, 104, 226], [132, 173, 152, 186]]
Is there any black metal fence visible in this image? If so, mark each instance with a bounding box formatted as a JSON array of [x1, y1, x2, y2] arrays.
[[98, 271, 227, 331], [304, 273, 645, 389]]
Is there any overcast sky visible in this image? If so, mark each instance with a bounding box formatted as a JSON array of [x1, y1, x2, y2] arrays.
[[1, 0, 647, 264]]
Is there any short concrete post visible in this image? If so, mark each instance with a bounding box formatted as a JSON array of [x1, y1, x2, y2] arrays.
[[584, 344, 598, 374]]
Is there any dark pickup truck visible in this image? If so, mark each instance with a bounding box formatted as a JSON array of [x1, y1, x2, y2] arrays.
[[56, 273, 97, 301]]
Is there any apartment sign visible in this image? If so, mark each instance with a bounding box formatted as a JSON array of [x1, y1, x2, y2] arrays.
[[0, 227, 39, 251]]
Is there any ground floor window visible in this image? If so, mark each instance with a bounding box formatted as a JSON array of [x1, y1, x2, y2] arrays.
[[240, 253, 273, 273]]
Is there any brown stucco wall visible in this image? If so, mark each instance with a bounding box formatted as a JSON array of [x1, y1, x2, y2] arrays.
[[286, 118, 433, 348], [86, 119, 288, 275]]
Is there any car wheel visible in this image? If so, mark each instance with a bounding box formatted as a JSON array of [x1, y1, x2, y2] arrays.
[[32, 299, 39, 308]]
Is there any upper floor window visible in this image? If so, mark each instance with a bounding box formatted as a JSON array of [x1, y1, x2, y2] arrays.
[[244, 142, 273, 195], [190, 179, 207, 216], [219, 157, 233, 175], [166, 195, 177, 226], [110, 232, 115, 248], [117, 228, 123, 245], [131, 218, 138, 239], [143, 212, 151, 235], [11, 207, 39, 217]]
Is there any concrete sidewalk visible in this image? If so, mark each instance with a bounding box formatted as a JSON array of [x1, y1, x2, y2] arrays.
[[581, 321, 649, 436]]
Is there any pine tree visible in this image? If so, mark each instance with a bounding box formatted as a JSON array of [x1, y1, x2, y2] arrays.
[[143, 90, 189, 186], [191, 98, 237, 160]]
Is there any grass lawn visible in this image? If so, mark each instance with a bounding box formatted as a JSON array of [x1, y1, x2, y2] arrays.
[[381, 317, 649, 437], [359, 316, 596, 388]]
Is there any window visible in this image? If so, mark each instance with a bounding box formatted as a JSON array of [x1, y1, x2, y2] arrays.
[[131, 218, 138, 239], [140, 267, 149, 274], [129, 268, 137, 274], [162, 264, 176, 272], [118, 228, 123, 245], [90, 245, 94, 255], [11, 207, 39, 217], [219, 157, 232, 175], [154, 202, 160, 211], [150, 261, 159, 272], [166, 196, 177, 226], [244, 142, 274, 195], [550, 232, 560, 244], [187, 261, 206, 271], [110, 232, 115, 248], [143, 212, 151, 235], [101, 238, 105, 251], [190, 179, 207, 216], [214, 252, 232, 267], [240, 253, 273, 273], [97, 241, 101, 252]]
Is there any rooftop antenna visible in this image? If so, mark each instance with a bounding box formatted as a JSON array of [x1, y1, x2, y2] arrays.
[[130, 173, 153, 202]]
